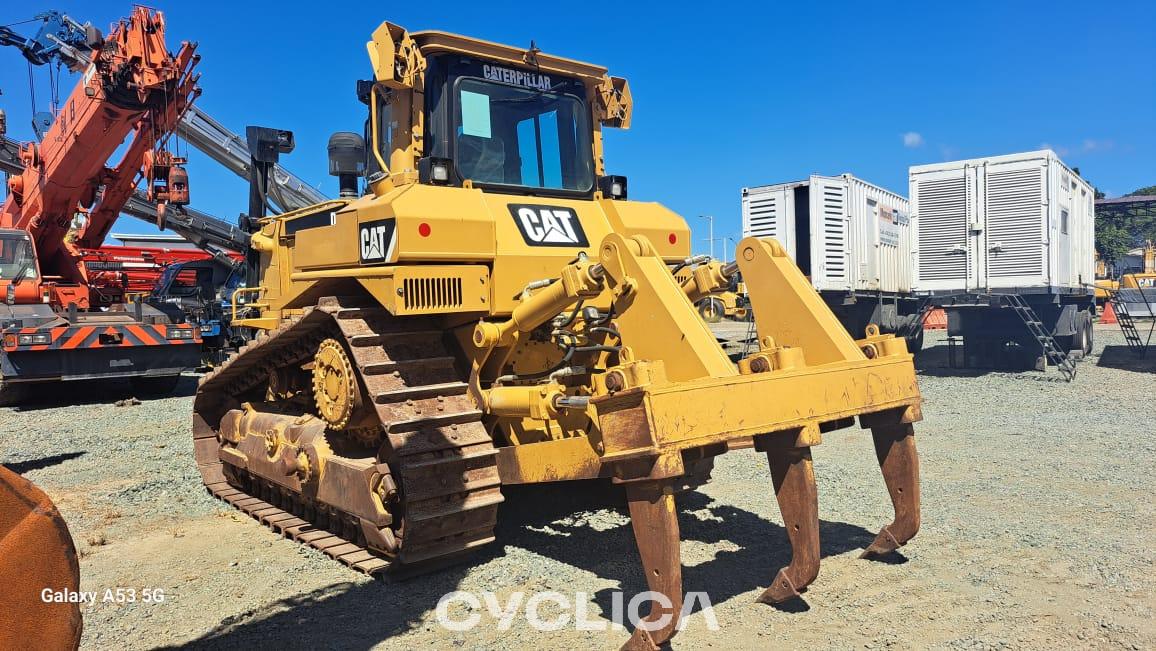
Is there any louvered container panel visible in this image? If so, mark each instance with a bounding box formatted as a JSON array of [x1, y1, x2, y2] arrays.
[[910, 150, 1094, 292], [910, 172, 968, 289], [740, 183, 798, 258], [985, 166, 1044, 282], [741, 174, 912, 294], [812, 178, 849, 290]]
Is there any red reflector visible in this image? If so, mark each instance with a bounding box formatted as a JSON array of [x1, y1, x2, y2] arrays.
[[668, 233, 677, 245], [418, 223, 432, 237]]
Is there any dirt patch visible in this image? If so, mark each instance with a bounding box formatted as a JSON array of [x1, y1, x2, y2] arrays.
[[2, 326, 1154, 649]]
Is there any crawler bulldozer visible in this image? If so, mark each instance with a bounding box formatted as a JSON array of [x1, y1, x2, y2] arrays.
[[192, 21, 922, 648]]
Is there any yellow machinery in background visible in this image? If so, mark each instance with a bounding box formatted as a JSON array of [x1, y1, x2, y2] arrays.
[[698, 285, 750, 322], [192, 21, 922, 648], [1094, 255, 1117, 305], [1097, 243, 1156, 302], [1120, 242, 1156, 290], [675, 263, 750, 322]]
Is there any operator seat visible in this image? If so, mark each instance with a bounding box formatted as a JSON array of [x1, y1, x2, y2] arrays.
[[456, 134, 506, 184]]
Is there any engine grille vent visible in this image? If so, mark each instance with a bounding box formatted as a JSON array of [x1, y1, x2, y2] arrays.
[[403, 277, 463, 310]]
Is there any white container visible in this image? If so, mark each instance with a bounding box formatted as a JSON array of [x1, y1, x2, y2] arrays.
[[741, 174, 912, 294], [909, 150, 1094, 293]]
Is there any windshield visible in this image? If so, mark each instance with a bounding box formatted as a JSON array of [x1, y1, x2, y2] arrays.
[[0, 233, 37, 282], [453, 77, 593, 193]]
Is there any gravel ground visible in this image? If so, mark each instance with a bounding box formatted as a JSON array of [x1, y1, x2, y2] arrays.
[[2, 324, 1154, 650]]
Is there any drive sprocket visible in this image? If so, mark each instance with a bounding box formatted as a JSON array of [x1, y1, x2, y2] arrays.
[[312, 337, 361, 430]]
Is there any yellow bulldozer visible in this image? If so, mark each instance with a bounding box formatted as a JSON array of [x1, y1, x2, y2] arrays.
[[192, 21, 923, 648]]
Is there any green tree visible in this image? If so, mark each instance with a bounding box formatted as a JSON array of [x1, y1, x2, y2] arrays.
[[1095, 185, 1156, 263], [1095, 220, 1133, 262]]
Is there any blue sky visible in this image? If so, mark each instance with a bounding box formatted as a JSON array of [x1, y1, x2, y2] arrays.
[[2, 1, 1154, 255]]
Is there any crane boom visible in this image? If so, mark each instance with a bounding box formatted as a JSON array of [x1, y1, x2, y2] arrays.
[[1, 10, 326, 214], [0, 10, 95, 69], [2, 134, 249, 258], [176, 107, 326, 212]]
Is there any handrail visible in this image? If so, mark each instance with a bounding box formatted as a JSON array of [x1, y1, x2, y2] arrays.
[[230, 286, 267, 322]]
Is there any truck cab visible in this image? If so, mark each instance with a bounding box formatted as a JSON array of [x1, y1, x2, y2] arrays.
[[0, 229, 42, 307]]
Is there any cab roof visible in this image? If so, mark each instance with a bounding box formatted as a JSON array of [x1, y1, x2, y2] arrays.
[[411, 30, 608, 82]]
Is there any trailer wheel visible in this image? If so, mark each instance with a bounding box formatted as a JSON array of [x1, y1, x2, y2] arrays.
[[698, 298, 724, 323], [129, 374, 182, 398], [1081, 311, 1094, 355]]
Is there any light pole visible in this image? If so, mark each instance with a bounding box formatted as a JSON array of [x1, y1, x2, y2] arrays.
[[724, 235, 737, 263], [700, 215, 715, 260]]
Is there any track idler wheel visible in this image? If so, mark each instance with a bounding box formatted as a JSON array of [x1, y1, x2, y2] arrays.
[[758, 446, 820, 604], [861, 423, 921, 558]]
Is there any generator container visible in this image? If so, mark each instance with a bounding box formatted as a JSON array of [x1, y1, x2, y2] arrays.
[[742, 173, 922, 348], [909, 150, 1096, 375], [910, 149, 1095, 293]]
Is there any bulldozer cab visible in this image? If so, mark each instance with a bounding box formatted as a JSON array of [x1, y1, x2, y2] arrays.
[[422, 57, 592, 193], [361, 25, 630, 196]]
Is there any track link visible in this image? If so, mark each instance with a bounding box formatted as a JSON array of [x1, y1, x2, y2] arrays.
[[192, 297, 502, 576]]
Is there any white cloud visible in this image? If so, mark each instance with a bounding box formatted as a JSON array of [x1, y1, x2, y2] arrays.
[[1038, 139, 1114, 157], [1081, 139, 1114, 152], [902, 132, 924, 148]]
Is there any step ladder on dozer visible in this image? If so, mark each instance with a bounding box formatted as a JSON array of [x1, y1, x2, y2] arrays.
[[1001, 294, 1077, 382], [1106, 288, 1153, 357]]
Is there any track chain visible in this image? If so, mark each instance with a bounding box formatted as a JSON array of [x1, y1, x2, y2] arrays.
[[193, 297, 503, 576]]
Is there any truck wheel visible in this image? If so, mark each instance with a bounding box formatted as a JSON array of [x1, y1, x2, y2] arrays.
[[1081, 311, 1094, 355], [130, 375, 182, 397], [698, 298, 724, 323]]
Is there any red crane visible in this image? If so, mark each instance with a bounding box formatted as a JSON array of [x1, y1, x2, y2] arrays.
[[1, 7, 203, 403]]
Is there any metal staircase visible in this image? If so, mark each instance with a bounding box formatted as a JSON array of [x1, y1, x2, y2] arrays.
[[1002, 295, 1077, 382], [1108, 289, 1152, 357]]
